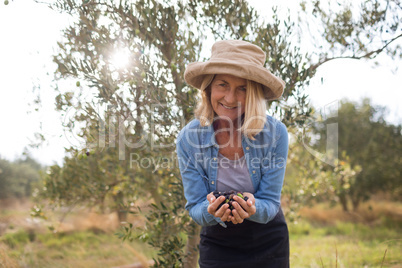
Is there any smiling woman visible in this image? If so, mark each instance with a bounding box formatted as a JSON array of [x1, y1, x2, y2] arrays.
[[177, 40, 290, 267], [210, 74, 247, 122]]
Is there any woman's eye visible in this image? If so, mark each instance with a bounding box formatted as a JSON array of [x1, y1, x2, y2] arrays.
[[218, 83, 227, 87], [239, 87, 247, 91]]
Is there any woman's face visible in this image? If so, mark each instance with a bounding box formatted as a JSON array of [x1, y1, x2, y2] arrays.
[[210, 74, 247, 122]]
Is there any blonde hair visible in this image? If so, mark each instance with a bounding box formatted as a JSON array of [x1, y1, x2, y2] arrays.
[[194, 75, 267, 139]]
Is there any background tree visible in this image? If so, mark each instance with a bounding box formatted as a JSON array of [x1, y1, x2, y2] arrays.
[[312, 98, 402, 211], [299, 0, 402, 70], [41, 147, 134, 222], [284, 128, 362, 219], [0, 154, 42, 200], [25, 0, 402, 266]]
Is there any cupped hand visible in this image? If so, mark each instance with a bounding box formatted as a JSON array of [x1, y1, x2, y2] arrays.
[[206, 192, 232, 222], [228, 192, 256, 224]]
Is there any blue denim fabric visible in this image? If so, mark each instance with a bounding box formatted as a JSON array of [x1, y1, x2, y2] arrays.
[[176, 115, 288, 227]]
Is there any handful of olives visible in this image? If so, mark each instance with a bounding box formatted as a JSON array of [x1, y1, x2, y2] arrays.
[[213, 190, 249, 212]]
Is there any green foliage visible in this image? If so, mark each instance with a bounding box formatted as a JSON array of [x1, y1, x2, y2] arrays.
[[285, 98, 401, 213], [137, 201, 190, 267], [41, 149, 128, 206], [0, 230, 31, 249], [300, 0, 402, 67], [0, 155, 42, 200], [284, 136, 361, 219], [285, 98, 401, 214], [313, 98, 402, 209], [38, 231, 101, 249]]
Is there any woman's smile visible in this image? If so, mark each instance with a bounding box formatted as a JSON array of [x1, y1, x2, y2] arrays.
[[211, 74, 247, 121], [220, 103, 238, 110]]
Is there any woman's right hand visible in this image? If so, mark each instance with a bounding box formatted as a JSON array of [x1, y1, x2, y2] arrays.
[[206, 192, 232, 222]]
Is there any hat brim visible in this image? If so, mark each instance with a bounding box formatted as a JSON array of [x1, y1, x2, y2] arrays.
[[184, 58, 285, 100]]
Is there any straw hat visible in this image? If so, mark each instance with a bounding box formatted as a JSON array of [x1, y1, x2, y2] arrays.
[[184, 40, 285, 100]]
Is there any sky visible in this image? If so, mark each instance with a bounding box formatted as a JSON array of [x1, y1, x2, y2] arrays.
[[0, 0, 401, 166]]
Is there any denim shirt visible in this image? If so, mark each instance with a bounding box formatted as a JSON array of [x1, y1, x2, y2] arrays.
[[176, 115, 288, 227]]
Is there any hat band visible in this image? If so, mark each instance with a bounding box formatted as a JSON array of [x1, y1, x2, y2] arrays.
[[211, 51, 264, 66]]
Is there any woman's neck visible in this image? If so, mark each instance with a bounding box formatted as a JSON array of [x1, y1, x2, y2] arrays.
[[213, 117, 241, 133], [213, 117, 244, 158]]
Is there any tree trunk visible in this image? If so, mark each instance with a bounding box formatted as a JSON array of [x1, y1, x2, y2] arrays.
[[352, 196, 360, 212], [99, 195, 106, 214], [183, 221, 201, 268], [114, 191, 127, 223], [149, 185, 162, 207], [339, 193, 348, 212]]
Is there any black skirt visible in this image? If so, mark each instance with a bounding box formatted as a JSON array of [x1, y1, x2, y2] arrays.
[[199, 208, 289, 268]]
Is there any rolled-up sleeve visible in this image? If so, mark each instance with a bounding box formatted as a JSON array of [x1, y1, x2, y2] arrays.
[[248, 121, 289, 224], [176, 137, 221, 226]]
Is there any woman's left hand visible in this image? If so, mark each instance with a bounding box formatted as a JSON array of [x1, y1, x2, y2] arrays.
[[228, 192, 256, 224]]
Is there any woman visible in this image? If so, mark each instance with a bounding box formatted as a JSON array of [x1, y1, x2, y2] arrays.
[[176, 40, 289, 267]]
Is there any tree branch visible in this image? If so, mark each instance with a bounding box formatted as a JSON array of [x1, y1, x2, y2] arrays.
[[311, 33, 402, 71]]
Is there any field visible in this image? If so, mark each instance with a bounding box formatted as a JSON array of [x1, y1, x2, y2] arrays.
[[0, 198, 401, 268]]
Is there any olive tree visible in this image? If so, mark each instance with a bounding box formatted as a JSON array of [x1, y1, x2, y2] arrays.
[[26, 0, 401, 266]]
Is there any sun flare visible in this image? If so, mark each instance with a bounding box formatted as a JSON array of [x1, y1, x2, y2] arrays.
[[110, 48, 131, 69]]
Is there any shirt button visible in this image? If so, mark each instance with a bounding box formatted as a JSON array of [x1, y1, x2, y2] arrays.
[[211, 181, 215, 185], [246, 147, 250, 150], [213, 157, 217, 161], [252, 170, 256, 174]]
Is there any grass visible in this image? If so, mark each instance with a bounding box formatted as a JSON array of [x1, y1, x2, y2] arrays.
[[0, 199, 154, 268], [0, 199, 401, 267], [289, 221, 401, 267], [289, 200, 402, 267], [1, 229, 155, 268]]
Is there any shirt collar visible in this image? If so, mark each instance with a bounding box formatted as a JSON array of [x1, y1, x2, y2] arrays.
[[199, 123, 217, 148]]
